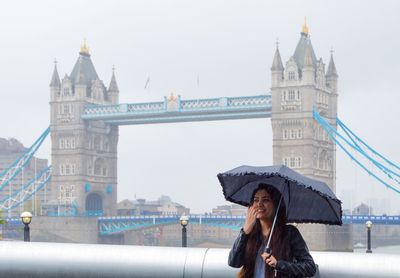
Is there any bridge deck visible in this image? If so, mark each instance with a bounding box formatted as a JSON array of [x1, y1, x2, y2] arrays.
[[81, 95, 272, 125], [97, 214, 400, 235]]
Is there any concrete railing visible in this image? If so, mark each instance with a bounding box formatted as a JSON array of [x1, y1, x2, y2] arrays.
[[0, 241, 399, 277]]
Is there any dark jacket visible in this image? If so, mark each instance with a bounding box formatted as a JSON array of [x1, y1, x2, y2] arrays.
[[228, 225, 316, 277]]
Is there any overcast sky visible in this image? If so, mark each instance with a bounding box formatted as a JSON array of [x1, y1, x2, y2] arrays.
[[1, 0, 399, 214]]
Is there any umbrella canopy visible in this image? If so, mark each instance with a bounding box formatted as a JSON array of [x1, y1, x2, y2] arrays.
[[217, 165, 342, 225]]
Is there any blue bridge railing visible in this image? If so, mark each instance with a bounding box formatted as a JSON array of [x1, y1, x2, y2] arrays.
[[97, 214, 400, 235], [81, 94, 272, 125]]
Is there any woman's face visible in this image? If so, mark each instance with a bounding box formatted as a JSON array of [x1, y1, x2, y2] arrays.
[[252, 189, 275, 220]]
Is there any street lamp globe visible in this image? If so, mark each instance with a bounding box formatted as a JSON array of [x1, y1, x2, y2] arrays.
[[180, 215, 189, 227], [21, 211, 33, 225], [366, 220, 372, 229]]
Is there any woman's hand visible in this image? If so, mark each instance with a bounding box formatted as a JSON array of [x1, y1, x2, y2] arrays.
[[242, 205, 257, 234], [261, 252, 277, 268]]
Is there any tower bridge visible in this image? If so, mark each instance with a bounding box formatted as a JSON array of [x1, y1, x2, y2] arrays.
[[0, 23, 358, 250], [46, 22, 338, 221]]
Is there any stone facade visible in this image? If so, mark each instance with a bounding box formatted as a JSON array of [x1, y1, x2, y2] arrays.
[[49, 43, 119, 216], [271, 25, 351, 251]]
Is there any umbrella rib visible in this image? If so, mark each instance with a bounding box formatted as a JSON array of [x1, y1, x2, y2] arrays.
[[324, 196, 341, 223], [286, 180, 291, 215]]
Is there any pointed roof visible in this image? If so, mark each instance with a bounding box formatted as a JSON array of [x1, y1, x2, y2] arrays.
[[293, 31, 317, 71], [303, 44, 314, 68], [326, 53, 338, 77], [70, 43, 99, 86], [50, 62, 61, 87], [271, 47, 284, 71], [108, 67, 119, 92]]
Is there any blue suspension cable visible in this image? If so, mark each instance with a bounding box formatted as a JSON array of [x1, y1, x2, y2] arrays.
[[0, 127, 50, 191], [313, 110, 400, 194], [314, 111, 400, 181], [335, 119, 400, 184], [337, 118, 400, 172]]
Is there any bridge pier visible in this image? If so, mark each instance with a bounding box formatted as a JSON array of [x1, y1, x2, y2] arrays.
[[30, 216, 98, 244]]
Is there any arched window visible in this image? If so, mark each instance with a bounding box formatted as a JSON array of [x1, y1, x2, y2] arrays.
[[297, 129, 303, 139], [319, 150, 327, 170], [85, 193, 103, 212], [94, 136, 101, 151], [288, 90, 295, 100], [283, 129, 288, 139], [63, 88, 70, 96], [94, 158, 107, 176]]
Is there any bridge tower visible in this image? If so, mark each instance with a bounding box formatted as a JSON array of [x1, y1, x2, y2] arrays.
[[49, 42, 119, 216], [270, 22, 349, 250]]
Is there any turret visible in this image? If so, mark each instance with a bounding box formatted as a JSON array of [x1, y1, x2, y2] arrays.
[[326, 52, 338, 93], [108, 67, 119, 104], [271, 45, 284, 88], [49, 61, 61, 101]]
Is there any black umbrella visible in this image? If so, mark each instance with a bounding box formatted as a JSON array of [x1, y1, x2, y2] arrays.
[[218, 164, 342, 224], [217, 165, 342, 252]]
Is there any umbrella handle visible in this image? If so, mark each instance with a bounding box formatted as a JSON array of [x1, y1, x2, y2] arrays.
[[264, 246, 272, 254]]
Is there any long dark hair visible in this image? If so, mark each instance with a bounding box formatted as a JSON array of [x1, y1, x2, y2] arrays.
[[238, 184, 290, 278]]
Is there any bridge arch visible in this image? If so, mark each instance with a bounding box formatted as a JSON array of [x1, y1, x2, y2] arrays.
[[85, 192, 103, 215]]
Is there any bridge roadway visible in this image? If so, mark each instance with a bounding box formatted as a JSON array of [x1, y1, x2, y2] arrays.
[[81, 95, 272, 125], [97, 214, 400, 235]]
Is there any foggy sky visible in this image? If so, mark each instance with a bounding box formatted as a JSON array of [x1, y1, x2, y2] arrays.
[[1, 0, 399, 214]]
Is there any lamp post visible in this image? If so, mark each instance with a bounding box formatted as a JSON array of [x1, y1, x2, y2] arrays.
[[179, 215, 189, 247], [21, 211, 33, 242], [366, 220, 372, 253]]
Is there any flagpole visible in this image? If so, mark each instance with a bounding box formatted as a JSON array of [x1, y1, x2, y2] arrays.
[[144, 76, 150, 94]]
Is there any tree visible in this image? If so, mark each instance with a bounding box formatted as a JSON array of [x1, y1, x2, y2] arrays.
[[0, 210, 7, 240]]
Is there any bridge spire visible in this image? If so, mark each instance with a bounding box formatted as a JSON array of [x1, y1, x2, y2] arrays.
[[326, 50, 338, 77], [271, 42, 284, 71], [108, 66, 119, 92], [79, 38, 90, 56], [108, 66, 119, 104], [49, 59, 61, 87]]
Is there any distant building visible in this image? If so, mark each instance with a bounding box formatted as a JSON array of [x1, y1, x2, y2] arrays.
[[352, 203, 372, 215], [342, 208, 352, 215], [117, 195, 189, 216], [0, 137, 49, 217], [211, 204, 246, 216], [117, 199, 136, 216]]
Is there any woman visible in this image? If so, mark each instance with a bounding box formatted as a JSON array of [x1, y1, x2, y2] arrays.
[[228, 184, 316, 277]]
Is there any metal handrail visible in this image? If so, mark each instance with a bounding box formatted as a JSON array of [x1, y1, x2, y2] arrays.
[[0, 242, 399, 277]]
